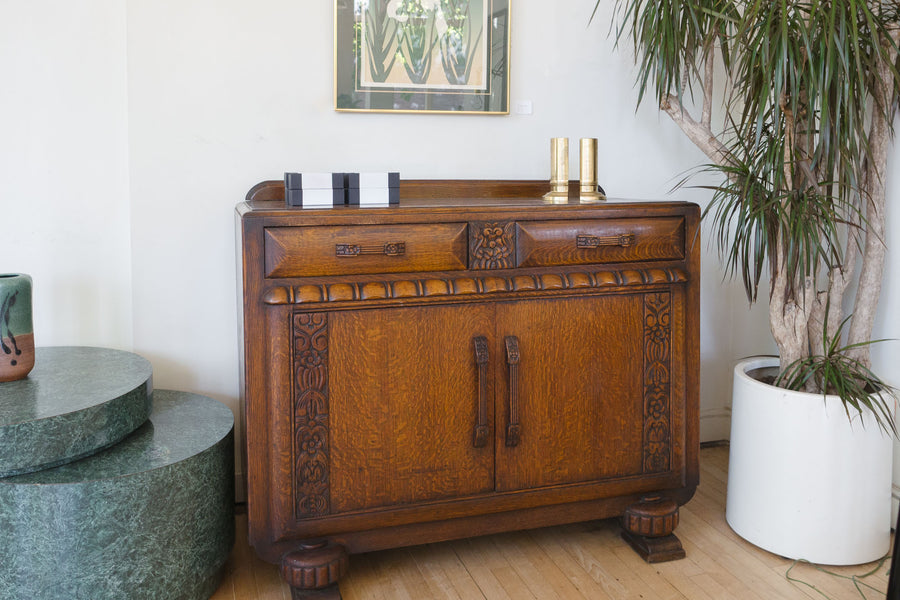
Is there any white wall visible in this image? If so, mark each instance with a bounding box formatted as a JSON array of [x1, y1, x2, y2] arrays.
[[1, 1, 132, 348], [17, 1, 900, 493], [122, 0, 746, 458], [873, 119, 900, 515]]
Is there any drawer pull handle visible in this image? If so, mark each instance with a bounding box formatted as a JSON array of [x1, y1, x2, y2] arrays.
[[335, 242, 406, 257], [576, 233, 635, 249], [473, 336, 489, 448], [505, 336, 521, 447]]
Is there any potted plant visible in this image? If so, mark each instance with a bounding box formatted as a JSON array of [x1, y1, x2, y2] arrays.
[[601, 0, 900, 564]]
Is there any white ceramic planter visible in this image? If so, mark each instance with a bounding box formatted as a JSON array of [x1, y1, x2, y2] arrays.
[[726, 357, 893, 565]]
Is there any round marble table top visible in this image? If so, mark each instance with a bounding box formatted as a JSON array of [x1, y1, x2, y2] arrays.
[[0, 390, 235, 599], [0, 346, 153, 477], [5, 389, 233, 484]]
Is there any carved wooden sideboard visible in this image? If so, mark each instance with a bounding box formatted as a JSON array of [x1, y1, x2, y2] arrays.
[[237, 180, 700, 599]]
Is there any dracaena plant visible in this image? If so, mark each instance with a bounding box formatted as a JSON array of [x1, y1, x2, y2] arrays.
[[601, 0, 900, 432]]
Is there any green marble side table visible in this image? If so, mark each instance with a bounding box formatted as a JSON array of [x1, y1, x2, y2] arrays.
[[0, 346, 153, 477], [0, 389, 235, 600]]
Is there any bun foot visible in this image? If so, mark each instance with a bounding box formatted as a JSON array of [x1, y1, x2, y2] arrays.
[[281, 540, 348, 600], [621, 496, 686, 563]]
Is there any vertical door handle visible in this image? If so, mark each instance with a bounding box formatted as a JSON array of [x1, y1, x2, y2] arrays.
[[505, 336, 521, 447], [472, 336, 489, 448]]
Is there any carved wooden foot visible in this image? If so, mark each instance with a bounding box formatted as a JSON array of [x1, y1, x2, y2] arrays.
[[620, 496, 686, 563], [281, 540, 349, 600]]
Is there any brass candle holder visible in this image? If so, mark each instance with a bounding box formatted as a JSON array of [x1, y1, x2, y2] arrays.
[[543, 137, 570, 202], [579, 138, 605, 202]]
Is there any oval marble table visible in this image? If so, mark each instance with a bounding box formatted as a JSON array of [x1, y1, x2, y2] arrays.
[[0, 346, 153, 477], [0, 390, 235, 600]]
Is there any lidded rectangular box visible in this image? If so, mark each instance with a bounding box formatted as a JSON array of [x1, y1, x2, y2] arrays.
[[347, 172, 400, 205], [284, 172, 345, 207]]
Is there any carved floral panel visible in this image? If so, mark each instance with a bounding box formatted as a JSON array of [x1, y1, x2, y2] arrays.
[[469, 221, 515, 270], [292, 312, 331, 517], [642, 292, 672, 473]]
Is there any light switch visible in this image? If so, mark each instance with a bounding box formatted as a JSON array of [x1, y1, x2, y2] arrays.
[[514, 100, 533, 115]]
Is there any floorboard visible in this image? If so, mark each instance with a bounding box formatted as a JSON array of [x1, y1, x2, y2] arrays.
[[214, 445, 892, 599]]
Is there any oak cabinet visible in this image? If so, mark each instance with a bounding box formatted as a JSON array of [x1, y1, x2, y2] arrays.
[[494, 295, 649, 492], [328, 303, 496, 512], [237, 180, 700, 599]]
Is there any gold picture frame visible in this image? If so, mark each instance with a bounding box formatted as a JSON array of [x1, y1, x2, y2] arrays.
[[334, 0, 510, 114]]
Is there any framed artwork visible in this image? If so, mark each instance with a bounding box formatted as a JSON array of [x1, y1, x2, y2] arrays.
[[334, 0, 510, 114]]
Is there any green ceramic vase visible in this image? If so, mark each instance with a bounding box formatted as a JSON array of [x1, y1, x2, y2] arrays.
[[0, 273, 34, 382]]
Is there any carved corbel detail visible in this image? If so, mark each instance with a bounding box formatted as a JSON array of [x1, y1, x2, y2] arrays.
[[469, 221, 515, 270]]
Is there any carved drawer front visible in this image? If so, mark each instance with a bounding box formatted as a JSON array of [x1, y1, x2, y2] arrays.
[[516, 217, 685, 268], [264, 223, 469, 278]]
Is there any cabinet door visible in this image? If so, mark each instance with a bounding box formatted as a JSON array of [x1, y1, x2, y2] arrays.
[[494, 295, 648, 492], [328, 304, 496, 513]]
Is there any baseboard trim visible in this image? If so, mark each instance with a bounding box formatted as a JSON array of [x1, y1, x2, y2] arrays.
[[700, 407, 731, 443], [235, 472, 246, 504]]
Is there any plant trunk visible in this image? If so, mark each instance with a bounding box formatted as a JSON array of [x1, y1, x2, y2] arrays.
[[769, 292, 815, 380], [846, 27, 898, 367], [770, 91, 815, 383], [769, 238, 815, 380], [661, 94, 731, 166], [808, 263, 852, 355]]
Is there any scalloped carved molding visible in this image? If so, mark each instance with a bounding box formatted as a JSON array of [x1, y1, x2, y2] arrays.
[[264, 267, 689, 306]]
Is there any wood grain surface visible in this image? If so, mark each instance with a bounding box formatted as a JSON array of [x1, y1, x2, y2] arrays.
[[211, 445, 892, 600]]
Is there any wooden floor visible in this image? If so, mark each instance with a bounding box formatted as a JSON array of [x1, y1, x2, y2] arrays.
[[211, 445, 892, 600]]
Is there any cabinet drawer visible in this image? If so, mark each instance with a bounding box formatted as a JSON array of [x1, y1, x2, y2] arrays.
[[264, 223, 469, 277], [516, 217, 685, 267]]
